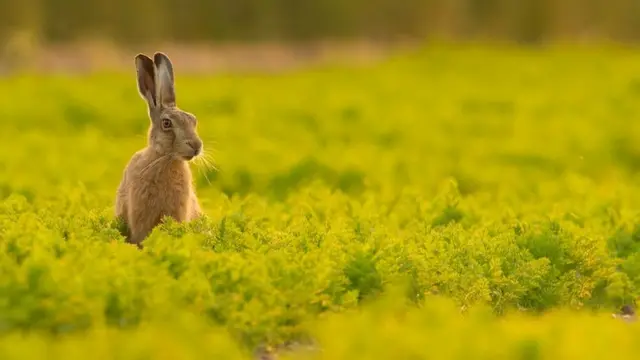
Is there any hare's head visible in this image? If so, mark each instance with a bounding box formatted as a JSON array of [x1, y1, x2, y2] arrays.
[[135, 52, 202, 161]]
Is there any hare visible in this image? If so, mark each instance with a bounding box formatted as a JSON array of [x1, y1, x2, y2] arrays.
[[115, 52, 203, 247]]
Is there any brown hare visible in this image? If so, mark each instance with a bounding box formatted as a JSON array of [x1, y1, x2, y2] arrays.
[[115, 52, 203, 247]]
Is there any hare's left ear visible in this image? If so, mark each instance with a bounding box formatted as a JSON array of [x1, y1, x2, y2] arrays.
[[134, 54, 157, 109], [153, 52, 176, 108]]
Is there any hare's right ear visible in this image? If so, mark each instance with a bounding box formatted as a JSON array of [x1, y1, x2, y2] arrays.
[[135, 54, 157, 109], [153, 52, 176, 108]]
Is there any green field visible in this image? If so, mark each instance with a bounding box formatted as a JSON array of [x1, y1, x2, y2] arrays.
[[3, 46, 640, 359]]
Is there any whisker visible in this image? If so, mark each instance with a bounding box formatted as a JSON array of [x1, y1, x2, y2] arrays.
[[202, 144, 221, 156], [201, 136, 219, 143], [195, 157, 212, 186], [137, 153, 172, 179], [199, 156, 218, 174], [204, 148, 216, 159], [138, 158, 161, 177], [201, 152, 220, 173]]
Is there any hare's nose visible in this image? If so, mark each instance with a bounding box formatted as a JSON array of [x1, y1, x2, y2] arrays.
[[187, 140, 203, 155]]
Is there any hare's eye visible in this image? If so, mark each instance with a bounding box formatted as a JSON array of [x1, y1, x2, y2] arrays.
[[162, 118, 172, 130]]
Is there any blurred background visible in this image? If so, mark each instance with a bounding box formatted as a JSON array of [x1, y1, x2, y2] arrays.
[[1, 0, 639, 73]]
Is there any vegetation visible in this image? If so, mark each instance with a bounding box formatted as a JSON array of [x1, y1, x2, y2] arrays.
[[2, 46, 640, 358]]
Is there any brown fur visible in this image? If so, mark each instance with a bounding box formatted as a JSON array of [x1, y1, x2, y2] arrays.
[[115, 52, 203, 247]]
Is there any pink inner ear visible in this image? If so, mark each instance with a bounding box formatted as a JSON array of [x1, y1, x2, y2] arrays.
[[143, 72, 156, 106]]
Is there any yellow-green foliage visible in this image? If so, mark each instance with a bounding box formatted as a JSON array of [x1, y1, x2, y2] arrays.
[[2, 46, 640, 358]]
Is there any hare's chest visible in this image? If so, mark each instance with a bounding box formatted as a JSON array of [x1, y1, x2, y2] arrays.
[[130, 160, 192, 221], [152, 166, 191, 203]]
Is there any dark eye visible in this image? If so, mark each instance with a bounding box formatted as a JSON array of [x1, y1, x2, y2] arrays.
[[162, 118, 172, 130]]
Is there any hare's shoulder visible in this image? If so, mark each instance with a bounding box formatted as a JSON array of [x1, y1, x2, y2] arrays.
[[118, 150, 145, 186], [128, 149, 147, 165], [125, 149, 153, 172]]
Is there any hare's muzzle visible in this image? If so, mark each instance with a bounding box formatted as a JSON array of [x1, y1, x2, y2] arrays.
[[186, 139, 203, 157]]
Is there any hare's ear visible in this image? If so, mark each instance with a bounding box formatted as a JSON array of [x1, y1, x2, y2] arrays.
[[135, 54, 157, 109], [153, 52, 176, 107]]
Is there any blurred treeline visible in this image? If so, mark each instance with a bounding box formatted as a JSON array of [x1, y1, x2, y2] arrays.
[[0, 0, 639, 44]]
